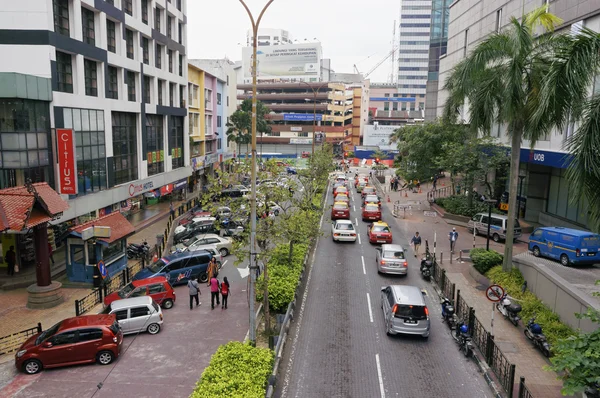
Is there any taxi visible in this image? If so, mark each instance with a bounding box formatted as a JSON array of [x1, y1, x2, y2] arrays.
[[367, 221, 393, 244], [361, 186, 376, 198], [362, 203, 381, 221], [331, 201, 350, 220], [335, 194, 350, 204], [334, 186, 349, 198]]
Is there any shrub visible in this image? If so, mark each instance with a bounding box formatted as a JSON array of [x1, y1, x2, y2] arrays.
[[191, 341, 274, 398], [486, 266, 574, 346], [435, 195, 499, 218], [470, 248, 503, 275]]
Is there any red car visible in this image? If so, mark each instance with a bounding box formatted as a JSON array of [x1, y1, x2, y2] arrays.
[[334, 186, 348, 198], [362, 203, 382, 221], [367, 222, 393, 244], [15, 314, 123, 374], [331, 202, 350, 220], [103, 276, 176, 309], [361, 186, 376, 198]]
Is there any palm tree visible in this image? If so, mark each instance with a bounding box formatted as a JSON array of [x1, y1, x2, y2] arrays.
[[226, 111, 251, 159], [443, 6, 563, 271]]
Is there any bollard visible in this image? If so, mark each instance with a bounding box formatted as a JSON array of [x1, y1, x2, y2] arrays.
[[450, 252, 453, 264], [440, 252, 443, 263]]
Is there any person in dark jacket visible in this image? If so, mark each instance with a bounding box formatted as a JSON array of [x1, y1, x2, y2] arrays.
[[6, 246, 16, 276], [221, 277, 230, 309], [410, 232, 422, 258]]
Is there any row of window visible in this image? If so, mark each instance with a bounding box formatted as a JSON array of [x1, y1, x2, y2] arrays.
[[383, 102, 425, 111]]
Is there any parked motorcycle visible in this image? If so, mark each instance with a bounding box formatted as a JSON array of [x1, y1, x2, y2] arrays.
[[524, 315, 551, 357], [127, 241, 149, 260], [496, 293, 522, 326], [441, 297, 457, 330], [585, 384, 600, 398], [452, 320, 473, 357], [420, 241, 433, 280]]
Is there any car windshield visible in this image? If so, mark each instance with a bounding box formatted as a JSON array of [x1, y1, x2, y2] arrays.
[[333, 203, 347, 210], [384, 250, 404, 259], [148, 260, 167, 273], [336, 223, 354, 230], [364, 188, 374, 192], [36, 321, 61, 345], [582, 236, 600, 247], [366, 205, 379, 212], [394, 304, 427, 320], [337, 195, 349, 201], [366, 196, 378, 202], [373, 226, 390, 233], [119, 282, 135, 298]]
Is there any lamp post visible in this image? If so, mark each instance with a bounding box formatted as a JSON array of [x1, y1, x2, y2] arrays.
[[485, 199, 498, 251], [517, 169, 527, 219], [299, 81, 329, 155], [238, 0, 275, 346]]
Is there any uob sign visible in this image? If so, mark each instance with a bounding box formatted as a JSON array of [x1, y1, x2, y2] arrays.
[[57, 129, 77, 194]]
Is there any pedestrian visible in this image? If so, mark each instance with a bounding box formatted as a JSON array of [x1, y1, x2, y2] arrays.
[[456, 184, 461, 195], [48, 242, 55, 265], [449, 228, 459, 253], [210, 275, 221, 310], [5, 246, 16, 276], [433, 176, 438, 190], [389, 178, 394, 191], [187, 276, 201, 310], [221, 276, 230, 309], [394, 179, 399, 191], [170, 202, 175, 218], [416, 180, 421, 190], [411, 232, 422, 258], [207, 257, 218, 285]]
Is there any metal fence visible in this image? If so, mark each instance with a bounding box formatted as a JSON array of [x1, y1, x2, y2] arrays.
[[455, 290, 471, 321], [0, 323, 42, 357], [470, 315, 489, 360], [75, 288, 103, 316], [103, 270, 127, 297], [440, 270, 455, 302], [518, 377, 534, 398], [489, 337, 516, 398]]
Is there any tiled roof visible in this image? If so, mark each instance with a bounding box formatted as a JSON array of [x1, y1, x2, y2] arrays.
[[0, 183, 68, 232], [70, 212, 136, 244]]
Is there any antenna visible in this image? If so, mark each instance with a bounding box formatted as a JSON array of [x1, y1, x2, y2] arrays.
[[390, 20, 396, 84]]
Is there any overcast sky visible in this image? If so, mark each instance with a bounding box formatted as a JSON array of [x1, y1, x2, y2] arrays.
[[187, 0, 400, 83]]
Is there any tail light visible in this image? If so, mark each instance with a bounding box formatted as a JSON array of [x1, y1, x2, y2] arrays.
[[576, 249, 580, 257], [392, 304, 398, 314], [424, 306, 429, 317], [350, 233, 356, 237], [380, 260, 386, 265], [113, 336, 118, 343], [403, 262, 407, 267], [160, 313, 163, 321], [334, 233, 339, 237]]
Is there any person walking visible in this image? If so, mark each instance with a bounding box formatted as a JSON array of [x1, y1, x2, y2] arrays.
[[449, 228, 459, 253], [389, 178, 394, 191], [187, 277, 201, 310], [169, 202, 175, 218], [6, 246, 16, 276], [221, 276, 230, 309], [207, 257, 218, 285], [411, 232, 422, 258], [48, 242, 55, 265], [432, 176, 438, 190], [210, 276, 221, 310]]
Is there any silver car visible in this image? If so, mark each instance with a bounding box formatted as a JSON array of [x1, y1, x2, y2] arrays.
[[381, 285, 430, 338], [375, 244, 408, 275], [105, 296, 163, 335], [188, 234, 233, 257], [331, 220, 357, 242]]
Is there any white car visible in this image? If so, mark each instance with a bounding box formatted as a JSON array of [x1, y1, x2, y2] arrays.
[[231, 185, 250, 195], [331, 220, 357, 242], [188, 234, 233, 257], [174, 216, 216, 235], [258, 201, 283, 216]]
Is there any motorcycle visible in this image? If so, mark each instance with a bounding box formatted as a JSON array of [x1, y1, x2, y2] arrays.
[[441, 297, 457, 330], [452, 320, 473, 357], [496, 293, 522, 326], [585, 384, 600, 398], [127, 241, 150, 260], [524, 315, 551, 357], [420, 241, 434, 280]]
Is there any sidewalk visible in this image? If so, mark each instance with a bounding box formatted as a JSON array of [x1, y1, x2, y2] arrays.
[[378, 173, 565, 397]]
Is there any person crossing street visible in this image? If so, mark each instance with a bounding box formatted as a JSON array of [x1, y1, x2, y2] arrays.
[[449, 228, 459, 253], [411, 232, 422, 258]]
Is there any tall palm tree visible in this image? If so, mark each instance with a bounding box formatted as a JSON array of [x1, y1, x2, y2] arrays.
[[443, 6, 563, 271], [226, 111, 251, 159]]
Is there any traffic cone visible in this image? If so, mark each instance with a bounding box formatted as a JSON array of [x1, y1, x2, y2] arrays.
[[152, 253, 158, 263], [441, 182, 445, 186], [387, 195, 391, 203]]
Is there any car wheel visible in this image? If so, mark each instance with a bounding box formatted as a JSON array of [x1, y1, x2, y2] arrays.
[[97, 350, 114, 365], [199, 272, 209, 283], [274, 209, 280, 216], [560, 254, 570, 267], [532, 246, 541, 257], [23, 359, 42, 374], [385, 320, 393, 336], [493, 233, 500, 243], [220, 248, 229, 257], [162, 299, 174, 309], [147, 323, 161, 335]]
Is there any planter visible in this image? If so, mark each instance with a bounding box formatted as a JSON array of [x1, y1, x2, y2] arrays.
[[469, 265, 491, 286]]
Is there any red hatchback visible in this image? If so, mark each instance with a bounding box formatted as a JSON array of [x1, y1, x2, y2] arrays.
[[103, 276, 176, 309], [362, 203, 382, 221], [331, 202, 350, 220], [15, 314, 123, 374], [367, 222, 393, 244]]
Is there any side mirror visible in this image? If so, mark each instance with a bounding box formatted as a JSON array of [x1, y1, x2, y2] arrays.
[[42, 341, 53, 348], [381, 287, 386, 292]]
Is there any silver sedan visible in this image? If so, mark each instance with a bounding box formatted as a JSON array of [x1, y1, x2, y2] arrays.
[[188, 234, 233, 257], [375, 244, 408, 275]]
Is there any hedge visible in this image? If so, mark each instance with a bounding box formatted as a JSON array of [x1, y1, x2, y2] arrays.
[[470, 248, 503, 275], [486, 266, 574, 347], [435, 195, 500, 218], [190, 342, 274, 398]]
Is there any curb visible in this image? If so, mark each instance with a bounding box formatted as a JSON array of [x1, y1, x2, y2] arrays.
[[472, 351, 505, 398]]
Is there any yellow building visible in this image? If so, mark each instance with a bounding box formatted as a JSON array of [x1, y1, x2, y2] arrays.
[[188, 63, 206, 160]]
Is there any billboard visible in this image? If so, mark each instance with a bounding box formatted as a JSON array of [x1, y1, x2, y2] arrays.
[[243, 43, 322, 79], [363, 124, 401, 150], [56, 129, 77, 194]]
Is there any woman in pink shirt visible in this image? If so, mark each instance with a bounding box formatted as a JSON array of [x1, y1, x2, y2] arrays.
[[210, 276, 221, 310]]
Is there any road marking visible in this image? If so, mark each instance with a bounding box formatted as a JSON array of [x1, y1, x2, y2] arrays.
[[366, 293, 374, 322], [361, 256, 366, 274], [358, 233, 361, 245], [355, 217, 358, 225], [376, 354, 386, 398], [221, 260, 228, 268], [353, 204, 356, 212]]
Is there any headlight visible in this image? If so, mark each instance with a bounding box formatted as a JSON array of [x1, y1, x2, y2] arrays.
[[16, 350, 27, 358]]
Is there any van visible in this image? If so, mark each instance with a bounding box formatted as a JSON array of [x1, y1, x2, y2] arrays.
[[104, 296, 163, 335], [380, 285, 430, 338], [529, 227, 600, 266], [132, 251, 213, 284], [468, 213, 522, 242]]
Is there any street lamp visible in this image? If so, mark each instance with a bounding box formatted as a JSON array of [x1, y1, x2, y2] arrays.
[[238, 0, 276, 346], [484, 199, 498, 251], [299, 81, 329, 155], [518, 168, 527, 219]]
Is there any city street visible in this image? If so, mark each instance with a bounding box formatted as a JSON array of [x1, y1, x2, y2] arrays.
[[276, 177, 491, 398]]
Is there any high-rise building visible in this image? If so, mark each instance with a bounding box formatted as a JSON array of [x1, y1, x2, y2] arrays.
[[425, 0, 451, 120], [247, 28, 293, 47]]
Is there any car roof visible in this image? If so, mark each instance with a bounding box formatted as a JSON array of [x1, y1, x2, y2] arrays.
[[59, 314, 116, 331], [537, 227, 598, 237], [334, 201, 349, 206], [109, 296, 154, 311], [474, 212, 508, 220], [193, 233, 221, 240], [364, 186, 375, 189], [162, 250, 212, 262], [373, 221, 388, 226], [381, 244, 404, 252], [390, 285, 425, 306], [335, 219, 353, 224], [132, 276, 168, 286]]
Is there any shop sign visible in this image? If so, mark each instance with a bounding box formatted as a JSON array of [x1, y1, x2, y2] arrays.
[[206, 153, 219, 165], [290, 127, 303, 132], [290, 138, 312, 145], [128, 181, 155, 197], [160, 184, 174, 196], [174, 179, 187, 189], [57, 129, 77, 194], [222, 152, 234, 161], [192, 156, 205, 171]]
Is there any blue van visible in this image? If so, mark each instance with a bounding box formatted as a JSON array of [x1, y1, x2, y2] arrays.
[[132, 251, 213, 285], [528, 227, 600, 266]]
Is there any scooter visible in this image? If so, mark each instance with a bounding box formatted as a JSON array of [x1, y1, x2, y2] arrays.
[[441, 297, 457, 330], [496, 293, 522, 326], [420, 241, 434, 280], [127, 241, 149, 260], [524, 315, 551, 357], [452, 320, 473, 357]]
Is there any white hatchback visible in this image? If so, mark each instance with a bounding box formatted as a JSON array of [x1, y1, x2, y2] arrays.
[[331, 220, 357, 242]]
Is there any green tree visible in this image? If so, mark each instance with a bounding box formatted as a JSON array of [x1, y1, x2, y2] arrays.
[[370, 149, 387, 162], [226, 99, 271, 158], [443, 6, 562, 271]]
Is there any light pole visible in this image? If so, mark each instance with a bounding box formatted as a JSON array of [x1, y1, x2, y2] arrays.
[[518, 169, 527, 219], [238, 0, 275, 346], [485, 199, 498, 251], [299, 81, 329, 155]]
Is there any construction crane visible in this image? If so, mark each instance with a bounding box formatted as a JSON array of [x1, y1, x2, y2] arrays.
[[354, 45, 399, 79]]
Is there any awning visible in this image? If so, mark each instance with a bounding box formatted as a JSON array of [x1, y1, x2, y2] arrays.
[[69, 212, 135, 245]]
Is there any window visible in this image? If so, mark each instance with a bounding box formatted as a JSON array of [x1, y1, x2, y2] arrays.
[[178, 54, 183, 76], [79, 329, 103, 341], [496, 8, 502, 32], [141, 0, 148, 24], [82, 8, 95, 46], [155, 44, 162, 69], [114, 310, 128, 321], [142, 37, 149, 64], [169, 116, 184, 169], [178, 21, 183, 44], [84, 59, 98, 97], [155, 8, 161, 31], [148, 284, 165, 294], [130, 307, 151, 318], [123, 0, 132, 15], [217, 116, 221, 127], [179, 84, 185, 108], [217, 139, 222, 150], [158, 80, 164, 105], [418, 102, 425, 110], [176, 0, 181, 11], [127, 71, 136, 102], [56, 51, 73, 93], [146, 114, 164, 175], [393, 102, 398, 111], [126, 29, 134, 59], [217, 93, 222, 105], [226, 96, 229, 106], [167, 17, 172, 39], [384, 102, 389, 111], [50, 332, 77, 346], [112, 112, 138, 185], [464, 29, 469, 57], [168, 50, 173, 73], [53, 0, 69, 36], [143, 75, 151, 104], [107, 66, 118, 99], [169, 83, 175, 106], [106, 20, 116, 53]]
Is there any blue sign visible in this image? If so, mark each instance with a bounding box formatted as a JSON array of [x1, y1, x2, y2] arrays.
[[369, 97, 416, 102], [519, 149, 573, 169], [97, 260, 107, 279], [283, 114, 323, 121]]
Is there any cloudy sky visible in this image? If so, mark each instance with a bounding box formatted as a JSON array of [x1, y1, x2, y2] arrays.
[[187, 0, 400, 83]]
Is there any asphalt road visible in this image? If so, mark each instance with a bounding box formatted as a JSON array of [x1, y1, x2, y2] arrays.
[[276, 174, 492, 398]]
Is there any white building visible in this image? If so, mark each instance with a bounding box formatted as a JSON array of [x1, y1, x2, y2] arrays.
[[0, 0, 190, 223], [247, 28, 293, 47]]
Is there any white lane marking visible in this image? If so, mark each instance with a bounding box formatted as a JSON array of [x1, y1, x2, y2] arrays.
[[353, 204, 356, 212], [366, 293, 374, 323], [376, 354, 386, 398], [355, 217, 358, 225], [357, 233, 361, 245], [361, 256, 366, 275], [221, 260, 228, 268]]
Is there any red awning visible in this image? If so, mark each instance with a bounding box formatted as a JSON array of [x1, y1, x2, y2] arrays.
[[70, 212, 135, 244]]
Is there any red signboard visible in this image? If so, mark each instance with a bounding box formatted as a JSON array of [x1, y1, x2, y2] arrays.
[[160, 184, 173, 196], [57, 129, 77, 194]]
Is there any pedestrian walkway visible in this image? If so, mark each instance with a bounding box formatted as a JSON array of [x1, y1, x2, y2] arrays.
[[375, 171, 566, 397]]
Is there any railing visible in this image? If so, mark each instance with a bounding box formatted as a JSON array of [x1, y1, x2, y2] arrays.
[[0, 323, 42, 357], [432, 257, 443, 286], [489, 337, 516, 398], [470, 315, 489, 360], [518, 377, 534, 398], [455, 290, 471, 321], [75, 288, 103, 316], [103, 270, 127, 297], [441, 271, 455, 303], [428, 185, 454, 201]]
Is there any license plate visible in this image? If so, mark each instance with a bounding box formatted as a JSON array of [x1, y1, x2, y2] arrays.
[[404, 319, 417, 324], [588, 253, 596, 256], [342, 234, 349, 237], [378, 240, 386, 243]]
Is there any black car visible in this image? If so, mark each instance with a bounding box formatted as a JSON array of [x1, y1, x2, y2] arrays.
[[174, 222, 219, 244]]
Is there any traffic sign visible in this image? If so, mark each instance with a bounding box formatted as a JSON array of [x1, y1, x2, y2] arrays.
[[486, 284, 504, 302], [423, 211, 437, 217], [97, 260, 107, 279]]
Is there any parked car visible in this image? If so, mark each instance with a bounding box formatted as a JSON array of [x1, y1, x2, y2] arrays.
[[15, 314, 123, 374], [331, 201, 350, 220], [103, 276, 176, 309], [362, 203, 382, 222], [381, 285, 430, 338], [467, 213, 521, 242], [367, 221, 393, 244], [175, 222, 220, 245], [529, 227, 600, 266], [174, 217, 216, 235], [375, 244, 408, 275], [187, 234, 233, 257], [258, 201, 283, 216], [133, 251, 213, 284], [103, 296, 163, 335], [331, 220, 357, 242], [286, 166, 297, 175]]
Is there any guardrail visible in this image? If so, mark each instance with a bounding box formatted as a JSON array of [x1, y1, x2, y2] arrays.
[[75, 288, 103, 316], [518, 377, 534, 398], [0, 323, 42, 357]]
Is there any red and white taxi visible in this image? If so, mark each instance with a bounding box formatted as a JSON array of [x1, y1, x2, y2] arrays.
[[367, 221, 393, 244], [331, 201, 350, 220], [362, 203, 382, 221]]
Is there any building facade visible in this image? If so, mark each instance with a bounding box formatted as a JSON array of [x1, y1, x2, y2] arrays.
[[368, 83, 424, 126], [424, 0, 451, 120], [246, 28, 293, 47]]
